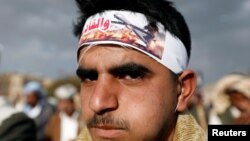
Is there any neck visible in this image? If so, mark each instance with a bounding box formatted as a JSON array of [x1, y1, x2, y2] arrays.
[[166, 125, 176, 141], [158, 113, 178, 141], [167, 115, 178, 141]]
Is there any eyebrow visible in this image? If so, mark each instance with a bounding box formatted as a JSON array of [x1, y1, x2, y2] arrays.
[[76, 67, 97, 80], [76, 62, 152, 79], [108, 62, 152, 77]]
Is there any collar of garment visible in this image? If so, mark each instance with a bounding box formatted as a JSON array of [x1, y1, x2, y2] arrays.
[[173, 111, 207, 141], [26, 103, 42, 118]]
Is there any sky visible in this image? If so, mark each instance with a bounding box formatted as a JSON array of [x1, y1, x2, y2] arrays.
[[0, 0, 250, 86]]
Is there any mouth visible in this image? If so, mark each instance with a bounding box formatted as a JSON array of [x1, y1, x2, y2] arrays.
[[89, 125, 126, 139]]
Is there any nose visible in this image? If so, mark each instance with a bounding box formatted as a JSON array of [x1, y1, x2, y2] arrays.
[[89, 74, 119, 114]]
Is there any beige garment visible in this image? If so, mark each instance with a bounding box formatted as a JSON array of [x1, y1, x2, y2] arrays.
[[173, 112, 207, 141], [75, 126, 92, 141], [195, 104, 208, 132], [76, 112, 207, 141]]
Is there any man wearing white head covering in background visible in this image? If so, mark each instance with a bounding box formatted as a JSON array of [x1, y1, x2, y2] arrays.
[[208, 73, 246, 125], [45, 84, 80, 141], [225, 78, 250, 124], [22, 81, 55, 141]]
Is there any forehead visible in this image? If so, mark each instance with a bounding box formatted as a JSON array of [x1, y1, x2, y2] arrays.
[[78, 45, 161, 67], [59, 99, 73, 103], [25, 92, 38, 98], [77, 45, 176, 80]]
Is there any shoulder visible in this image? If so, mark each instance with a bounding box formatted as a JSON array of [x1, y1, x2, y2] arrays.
[[173, 112, 207, 141]]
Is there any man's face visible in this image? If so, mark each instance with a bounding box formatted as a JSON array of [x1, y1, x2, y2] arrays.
[[25, 92, 39, 107], [77, 45, 179, 141], [58, 99, 75, 116], [228, 91, 250, 111]]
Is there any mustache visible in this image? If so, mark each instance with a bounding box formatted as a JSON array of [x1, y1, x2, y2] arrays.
[[86, 114, 130, 130]]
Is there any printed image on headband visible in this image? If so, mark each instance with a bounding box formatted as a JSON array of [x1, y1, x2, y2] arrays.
[[78, 10, 188, 74], [79, 11, 166, 59]]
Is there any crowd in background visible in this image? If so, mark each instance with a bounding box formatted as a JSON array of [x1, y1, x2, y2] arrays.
[[1, 71, 250, 140], [0, 79, 81, 141], [188, 72, 250, 133]]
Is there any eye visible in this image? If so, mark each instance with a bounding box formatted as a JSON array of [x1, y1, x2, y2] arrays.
[[117, 70, 148, 86], [109, 63, 151, 83], [76, 68, 98, 84], [122, 71, 146, 80], [82, 73, 98, 83]]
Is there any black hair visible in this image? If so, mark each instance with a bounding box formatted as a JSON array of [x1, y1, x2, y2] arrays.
[[73, 0, 191, 60]]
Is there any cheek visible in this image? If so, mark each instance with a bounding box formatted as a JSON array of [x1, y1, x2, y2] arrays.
[[234, 99, 249, 108], [80, 87, 93, 120], [123, 84, 177, 138], [26, 96, 35, 103]]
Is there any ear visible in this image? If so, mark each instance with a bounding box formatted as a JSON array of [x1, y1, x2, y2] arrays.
[[176, 70, 197, 112]]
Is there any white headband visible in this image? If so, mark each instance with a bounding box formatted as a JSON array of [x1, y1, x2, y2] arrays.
[[77, 10, 188, 74]]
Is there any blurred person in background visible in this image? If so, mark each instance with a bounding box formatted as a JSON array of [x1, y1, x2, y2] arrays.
[[225, 78, 250, 124], [0, 91, 37, 141], [45, 83, 80, 141], [22, 81, 55, 141], [208, 73, 246, 125]]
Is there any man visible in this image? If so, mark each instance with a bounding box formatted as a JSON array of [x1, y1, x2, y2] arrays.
[[22, 81, 55, 141], [208, 73, 246, 125], [73, 0, 206, 140], [225, 78, 250, 124], [0, 95, 37, 141], [45, 84, 80, 141]]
